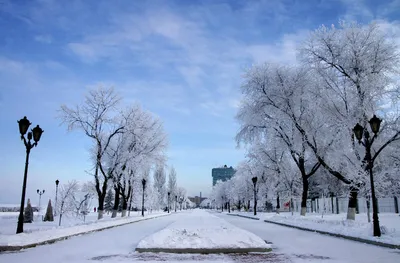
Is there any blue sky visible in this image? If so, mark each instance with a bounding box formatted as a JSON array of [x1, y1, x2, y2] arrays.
[[0, 0, 399, 204]]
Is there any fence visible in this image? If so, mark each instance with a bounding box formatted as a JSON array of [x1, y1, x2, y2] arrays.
[[267, 196, 400, 214]]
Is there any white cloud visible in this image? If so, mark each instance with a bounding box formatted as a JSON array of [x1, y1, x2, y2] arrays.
[[67, 43, 102, 63], [246, 30, 309, 65], [177, 65, 208, 94], [34, 34, 52, 44], [339, 0, 374, 21], [377, 0, 400, 17]]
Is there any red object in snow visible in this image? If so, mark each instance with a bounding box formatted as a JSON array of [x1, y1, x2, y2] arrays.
[[284, 201, 290, 208]]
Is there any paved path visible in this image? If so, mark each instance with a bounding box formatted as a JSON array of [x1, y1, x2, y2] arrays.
[[1, 210, 399, 263], [217, 212, 400, 263], [0, 213, 179, 263]]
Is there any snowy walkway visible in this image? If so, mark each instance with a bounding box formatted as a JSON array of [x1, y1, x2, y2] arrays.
[[0, 213, 180, 263], [0, 212, 169, 249], [217, 213, 400, 263], [1, 210, 399, 262], [224, 211, 400, 247]]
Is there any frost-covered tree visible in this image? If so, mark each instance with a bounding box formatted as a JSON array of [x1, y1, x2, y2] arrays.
[[60, 87, 124, 219], [71, 181, 95, 218], [153, 166, 167, 209], [176, 186, 187, 210], [168, 167, 178, 210], [58, 180, 79, 226], [235, 21, 400, 221], [297, 21, 400, 220], [104, 104, 168, 217], [236, 64, 321, 216]]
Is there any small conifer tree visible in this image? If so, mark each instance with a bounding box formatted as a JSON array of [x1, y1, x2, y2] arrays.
[[104, 189, 114, 214], [43, 199, 54, 222], [24, 198, 34, 223]]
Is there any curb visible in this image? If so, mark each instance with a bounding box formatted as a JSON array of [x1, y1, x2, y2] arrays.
[[135, 247, 272, 254], [0, 214, 171, 253], [263, 219, 400, 250], [226, 213, 260, 220]]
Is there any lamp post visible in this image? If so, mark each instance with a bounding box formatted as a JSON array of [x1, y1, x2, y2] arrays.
[[16, 116, 44, 234], [252, 177, 258, 216], [141, 179, 146, 217], [37, 189, 45, 214], [175, 195, 177, 212], [167, 192, 170, 213], [276, 193, 280, 214], [55, 180, 59, 216], [353, 115, 382, 237]]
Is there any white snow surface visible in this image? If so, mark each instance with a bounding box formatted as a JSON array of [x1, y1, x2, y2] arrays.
[[0, 210, 398, 262], [137, 209, 271, 250], [0, 212, 168, 247], [226, 211, 400, 246]]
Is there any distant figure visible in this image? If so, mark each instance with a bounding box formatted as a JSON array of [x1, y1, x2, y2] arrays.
[[94, 207, 97, 213]]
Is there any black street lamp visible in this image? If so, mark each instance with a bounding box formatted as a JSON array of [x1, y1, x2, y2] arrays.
[[55, 180, 59, 216], [175, 195, 177, 212], [167, 192, 170, 213], [252, 177, 258, 216], [37, 189, 45, 213], [141, 179, 146, 217], [16, 116, 43, 234], [353, 115, 382, 237], [276, 193, 280, 213]]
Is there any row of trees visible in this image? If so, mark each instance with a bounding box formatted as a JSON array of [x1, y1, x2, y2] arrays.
[[212, 21, 400, 220], [53, 167, 189, 222], [59, 87, 188, 219]]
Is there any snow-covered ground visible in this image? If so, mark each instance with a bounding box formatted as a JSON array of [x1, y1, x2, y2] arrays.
[[0, 213, 186, 263], [0, 210, 161, 235], [223, 211, 400, 245], [0, 211, 168, 247], [0, 209, 398, 263], [218, 212, 400, 263], [136, 209, 271, 251]]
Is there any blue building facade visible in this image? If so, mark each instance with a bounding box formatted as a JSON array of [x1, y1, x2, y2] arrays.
[[212, 165, 235, 186]]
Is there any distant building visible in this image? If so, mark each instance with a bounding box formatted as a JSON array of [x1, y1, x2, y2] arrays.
[[212, 165, 235, 186], [188, 192, 207, 207]]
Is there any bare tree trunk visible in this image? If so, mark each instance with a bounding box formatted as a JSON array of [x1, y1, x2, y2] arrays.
[[95, 162, 109, 220], [300, 176, 309, 216], [336, 195, 340, 214], [366, 196, 371, 223], [97, 188, 106, 220], [111, 186, 120, 218], [347, 188, 358, 220], [128, 187, 134, 217], [121, 196, 128, 217]]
